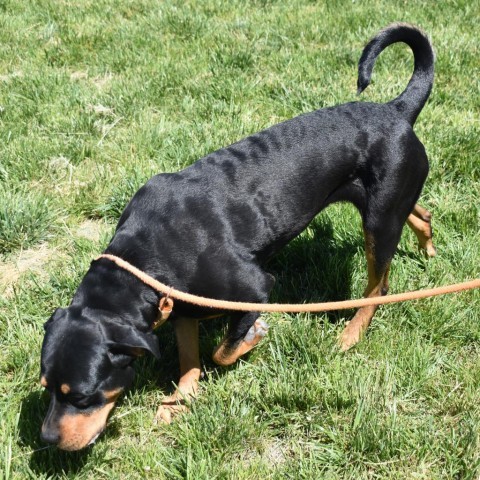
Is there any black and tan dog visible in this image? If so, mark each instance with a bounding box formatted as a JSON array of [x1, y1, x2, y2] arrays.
[[40, 23, 436, 450]]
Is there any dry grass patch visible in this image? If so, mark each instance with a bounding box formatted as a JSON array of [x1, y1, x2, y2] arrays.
[[0, 244, 60, 298], [75, 219, 106, 243]]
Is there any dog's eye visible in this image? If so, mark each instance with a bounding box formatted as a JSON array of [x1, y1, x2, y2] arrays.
[[68, 394, 91, 409]]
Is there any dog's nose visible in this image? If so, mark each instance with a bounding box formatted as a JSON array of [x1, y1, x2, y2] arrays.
[[40, 427, 60, 445]]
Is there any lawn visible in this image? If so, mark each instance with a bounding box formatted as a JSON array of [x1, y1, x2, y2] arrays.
[[1, 0, 479, 478]]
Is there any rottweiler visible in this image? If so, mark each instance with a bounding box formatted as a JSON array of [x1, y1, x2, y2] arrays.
[[40, 23, 436, 450]]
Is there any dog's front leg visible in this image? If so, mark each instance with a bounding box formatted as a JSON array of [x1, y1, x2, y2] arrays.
[[155, 317, 200, 424], [212, 312, 269, 366]]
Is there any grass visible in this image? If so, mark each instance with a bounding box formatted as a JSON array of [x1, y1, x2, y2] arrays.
[[0, 0, 479, 478], [0, 186, 57, 255]]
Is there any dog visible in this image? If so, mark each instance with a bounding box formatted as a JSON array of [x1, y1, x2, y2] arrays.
[[40, 23, 436, 450]]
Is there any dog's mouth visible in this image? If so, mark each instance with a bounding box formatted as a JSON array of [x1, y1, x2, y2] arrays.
[[56, 425, 106, 451], [87, 428, 105, 446]]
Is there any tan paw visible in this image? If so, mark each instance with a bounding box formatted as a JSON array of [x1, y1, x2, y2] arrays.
[[424, 240, 436, 258], [338, 322, 363, 352], [244, 318, 269, 346], [213, 318, 269, 366], [154, 397, 189, 424]]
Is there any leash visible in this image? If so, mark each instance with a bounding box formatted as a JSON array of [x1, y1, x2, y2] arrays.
[[96, 254, 480, 326]]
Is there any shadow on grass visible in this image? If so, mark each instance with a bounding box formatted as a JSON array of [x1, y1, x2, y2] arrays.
[[267, 217, 363, 322]]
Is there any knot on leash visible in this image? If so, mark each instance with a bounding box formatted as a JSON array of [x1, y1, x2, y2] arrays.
[[159, 292, 174, 319], [152, 290, 174, 330]]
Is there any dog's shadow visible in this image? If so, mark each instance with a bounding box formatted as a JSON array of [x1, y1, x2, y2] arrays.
[[268, 218, 362, 307]]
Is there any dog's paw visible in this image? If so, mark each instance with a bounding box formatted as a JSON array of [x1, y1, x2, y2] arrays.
[[424, 241, 436, 258], [154, 397, 189, 425], [338, 322, 362, 351], [244, 319, 269, 345], [212, 318, 269, 366]]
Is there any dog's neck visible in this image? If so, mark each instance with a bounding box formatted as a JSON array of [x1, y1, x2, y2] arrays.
[[70, 259, 160, 331]]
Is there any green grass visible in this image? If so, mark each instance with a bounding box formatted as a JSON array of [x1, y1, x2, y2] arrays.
[[0, 185, 57, 255], [1, 0, 479, 478]]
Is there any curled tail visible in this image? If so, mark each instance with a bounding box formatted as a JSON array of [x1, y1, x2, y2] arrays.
[[357, 23, 435, 125]]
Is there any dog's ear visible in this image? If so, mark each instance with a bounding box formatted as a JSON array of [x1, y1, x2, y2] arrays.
[[43, 308, 66, 331], [106, 324, 160, 367]]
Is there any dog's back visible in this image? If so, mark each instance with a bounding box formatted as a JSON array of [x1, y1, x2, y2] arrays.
[[115, 23, 435, 264]]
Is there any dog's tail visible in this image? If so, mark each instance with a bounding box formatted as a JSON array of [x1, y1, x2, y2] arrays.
[[357, 23, 435, 125]]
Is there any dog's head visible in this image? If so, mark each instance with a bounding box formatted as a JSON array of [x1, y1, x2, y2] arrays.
[[40, 306, 160, 451]]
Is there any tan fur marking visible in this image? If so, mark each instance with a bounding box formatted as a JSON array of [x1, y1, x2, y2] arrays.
[[56, 390, 120, 451], [103, 388, 123, 402], [407, 204, 436, 257], [339, 232, 389, 351], [213, 341, 255, 366], [60, 383, 71, 395], [155, 367, 201, 424], [58, 402, 115, 451], [40, 376, 48, 388], [411, 203, 431, 222]]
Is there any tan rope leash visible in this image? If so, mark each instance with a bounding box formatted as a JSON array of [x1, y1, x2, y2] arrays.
[[97, 254, 480, 318]]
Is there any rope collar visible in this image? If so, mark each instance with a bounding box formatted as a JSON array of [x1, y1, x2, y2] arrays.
[[97, 254, 174, 329], [96, 254, 480, 326]]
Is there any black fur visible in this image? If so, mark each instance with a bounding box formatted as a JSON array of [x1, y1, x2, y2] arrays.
[[40, 23, 434, 449]]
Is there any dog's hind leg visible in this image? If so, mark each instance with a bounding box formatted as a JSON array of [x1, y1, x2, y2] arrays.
[[338, 132, 431, 351], [155, 317, 200, 424], [338, 204, 410, 351], [212, 312, 269, 366], [407, 203, 436, 257]]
